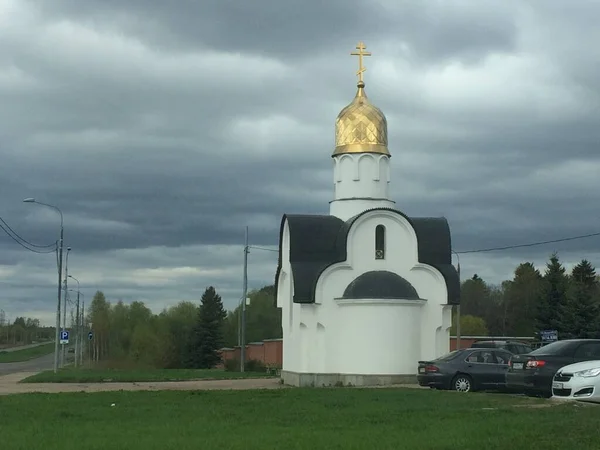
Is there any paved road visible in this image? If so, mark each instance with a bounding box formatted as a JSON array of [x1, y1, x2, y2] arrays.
[[0, 342, 54, 352], [0, 352, 55, 376]]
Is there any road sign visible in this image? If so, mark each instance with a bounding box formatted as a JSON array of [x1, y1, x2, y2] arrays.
[[59, 330, 70, 345], [88, 331, 93, 340], [540, 330, 558, 343]]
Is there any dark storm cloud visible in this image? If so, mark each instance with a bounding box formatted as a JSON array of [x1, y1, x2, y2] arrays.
[[34, 0, 517, 63], [2, 0, 600, 323]]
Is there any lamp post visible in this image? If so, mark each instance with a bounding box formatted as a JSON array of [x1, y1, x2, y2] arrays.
[[68, 276, 80, 366], [23, 198, 64, 373]]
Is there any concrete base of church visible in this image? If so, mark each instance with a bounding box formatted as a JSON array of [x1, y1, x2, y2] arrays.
[[281, 370, 417, 387]]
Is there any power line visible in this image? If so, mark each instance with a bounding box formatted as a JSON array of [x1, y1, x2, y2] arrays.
[[248, 232, 600, 256], [0, 221, 56, 254], [457, 231, 600, 254], [0, 218, 55, 248], [248, 245, 278, 253]]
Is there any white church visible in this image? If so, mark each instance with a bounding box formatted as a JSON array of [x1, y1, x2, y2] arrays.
[[274, 42, 460, 387]]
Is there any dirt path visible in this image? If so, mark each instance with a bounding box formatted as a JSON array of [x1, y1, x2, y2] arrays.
[[0, 372, 286, 395]]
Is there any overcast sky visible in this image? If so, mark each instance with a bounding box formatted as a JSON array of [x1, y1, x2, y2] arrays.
[[1, 0, 599, 326]]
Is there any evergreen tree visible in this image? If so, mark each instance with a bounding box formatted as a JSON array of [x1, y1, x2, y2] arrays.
[[568, 259, 600, 338], [186, 286, 227, 369], [536, 253, 570, 337], [460, 274, 490, 318], [504, 262, 543, 337]]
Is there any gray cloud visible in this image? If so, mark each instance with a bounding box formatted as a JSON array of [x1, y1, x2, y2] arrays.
[[2, 0, 600, 324]]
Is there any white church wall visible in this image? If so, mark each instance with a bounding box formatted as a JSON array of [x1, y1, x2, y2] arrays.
[[409, 263, 452, 361], [330, 153, 394, 220], [312, 210, 450, 375], [277, 220, 298, 372], [331, 299, 424, 374]]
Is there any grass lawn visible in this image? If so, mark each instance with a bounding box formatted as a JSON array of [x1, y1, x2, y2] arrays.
[[0, 388, 598, 450], [0, 343, 54, 363], [20, 367, 277, 383]]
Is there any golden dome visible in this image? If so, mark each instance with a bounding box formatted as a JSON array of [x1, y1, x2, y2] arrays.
[[333, 80, 389, 156]]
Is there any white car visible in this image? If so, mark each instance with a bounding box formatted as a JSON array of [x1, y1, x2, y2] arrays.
[[551, 360, 600, 403]]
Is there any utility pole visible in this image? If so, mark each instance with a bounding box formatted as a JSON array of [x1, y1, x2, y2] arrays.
[[455, 252, 461, 350], [80, 300, 85, 365], [55, 219, 64, 372], [23, 198, 64, 373], [75, 289, 80, 366], [68, 276, 81, 367], [55, 226, 64, 372], [237, 297, 242, 347], [240, 226, 249, 372], [62, 247, 71, 367]]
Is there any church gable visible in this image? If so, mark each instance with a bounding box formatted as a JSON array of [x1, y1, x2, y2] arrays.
[[274, 208, 460, 306]]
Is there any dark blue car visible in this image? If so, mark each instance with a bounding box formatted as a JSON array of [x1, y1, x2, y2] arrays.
[[418, 348, 512, 392]]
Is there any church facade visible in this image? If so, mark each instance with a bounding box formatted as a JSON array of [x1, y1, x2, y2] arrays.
[[275, 42, 460, 387]]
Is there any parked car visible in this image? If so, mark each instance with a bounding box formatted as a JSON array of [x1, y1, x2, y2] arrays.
[[418, 348, 511, 392], [506, 339, 600, 397], [551, 360, 600, 403], [471, 340, 532, 354]]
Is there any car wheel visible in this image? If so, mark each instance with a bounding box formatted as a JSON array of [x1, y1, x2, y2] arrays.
[[452, 374, 473, 392]]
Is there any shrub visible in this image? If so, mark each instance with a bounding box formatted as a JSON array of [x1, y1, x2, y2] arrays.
[[224, 358, 240, 372], [223, 358, 268, 372], [245, 359, 266, 372]]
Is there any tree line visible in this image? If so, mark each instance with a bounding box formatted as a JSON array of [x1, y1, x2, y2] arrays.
[[0, 312, 54, 347], [85, 284, 282, 369], [455, 252, 600, 340]]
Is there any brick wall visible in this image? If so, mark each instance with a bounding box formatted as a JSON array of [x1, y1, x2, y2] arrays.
[[219, 336, 535, 368], [219, 338, 283, 368]]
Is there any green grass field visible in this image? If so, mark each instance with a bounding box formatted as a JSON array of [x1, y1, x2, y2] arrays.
[[0, 343, 54, 363], [20, 367, 277, 383], [0, 388, 598, 450]]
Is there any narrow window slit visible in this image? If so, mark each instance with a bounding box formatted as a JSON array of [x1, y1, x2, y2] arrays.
[[375, 225, 385, 259]]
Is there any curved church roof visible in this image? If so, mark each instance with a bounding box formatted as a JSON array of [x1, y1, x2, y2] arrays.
[[342, 270, 421, 300]]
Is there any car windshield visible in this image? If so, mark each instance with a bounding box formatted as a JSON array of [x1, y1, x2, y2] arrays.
[[434, 350, 461, 361], [530, 340, 574, 356]]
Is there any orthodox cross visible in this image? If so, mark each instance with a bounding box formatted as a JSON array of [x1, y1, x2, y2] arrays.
[[351, 41, 371, 83]]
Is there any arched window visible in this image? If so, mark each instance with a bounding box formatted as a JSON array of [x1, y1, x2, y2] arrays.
[[375, 225, 385, 259]]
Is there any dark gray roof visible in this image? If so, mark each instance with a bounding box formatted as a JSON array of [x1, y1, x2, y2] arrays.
[[274, 207, 460, 305], [342, 270, 421, 300]]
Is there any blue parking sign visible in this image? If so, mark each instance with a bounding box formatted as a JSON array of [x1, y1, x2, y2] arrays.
[[59, 330, 70, 345]]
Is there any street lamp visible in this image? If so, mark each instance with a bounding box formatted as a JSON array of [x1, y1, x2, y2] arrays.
[[23, 198, 64, 373], [68, 275, 80, 366]]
